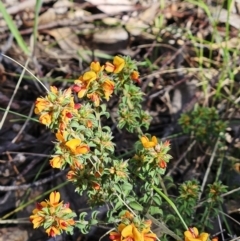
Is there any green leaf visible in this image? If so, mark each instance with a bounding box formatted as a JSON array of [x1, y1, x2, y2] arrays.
[[122, 182, 133, 191], [128, 201, 143, 211], [149, 206, 163, 215], [90, 219, 98, 225], [153, 195, 162, 205], [114, 200, 124, 211], [113, 183, 122, 193]]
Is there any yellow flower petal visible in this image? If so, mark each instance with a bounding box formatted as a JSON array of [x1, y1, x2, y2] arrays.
[[65, 139, 81, 152], [87, 93, 100, 106], [35, 98, 50, 114], [66, 170, 75, 180], [141, 136, 149, 146], [118, 223, 127, 232], [83, 71, 97, 85], [199, 233, 209, 241], [131, 71, 140, 82], [144, 233, 157, 241], [30, 216, 44, 228], [50, 156, 63, 169], [185, 228, 201, 241], [113, 56, 125, 73], [39, 201, 47, 208], [56, 131, 65, 142], [132, 225, 144, 241], [90, 61, 104, 73], [151, 136, 158, 146], [122, 225, 133, 238], [102, 79, 114, 100], [75, 144, 89, 155], [78, 87, 87, 98], [46, 226, 61, 237], [49, 191, 60, 206], [39, 113, 52, 125], [140, 136, 158, 148], [105, 62, 115, 72]]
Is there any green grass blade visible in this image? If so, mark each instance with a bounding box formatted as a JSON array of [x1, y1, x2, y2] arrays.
[[33, 0, 42, 49], [0, 1, 30, 55]]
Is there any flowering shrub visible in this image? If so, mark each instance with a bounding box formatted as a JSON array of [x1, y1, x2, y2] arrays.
[[32, 56, 227, 240]]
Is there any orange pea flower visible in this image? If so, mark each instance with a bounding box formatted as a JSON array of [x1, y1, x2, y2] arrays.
[[65, 139, 89, 155], [58, 218, 75, 230], [30, 192, 76, 237], [92, 182, 101, 190], [87, 120, 93, 128], [73, 79, 88, 99], [102, 79, 115, 100], [48, 191, 61, 207], [39, 113, 52, 126], [105, 62, 115, 73], [30, 215, 45, 229], [105, 56, 125, 74], [35, 98, 50, 114], [131, 71, 140, 83], [66, 170, 76, 181], [159, 160, 167, 169], [50, 155, 64, 169], [90, 61, 104, 73], [82, 71, 97, 86], [87, 92, 100, 106], [110, 222, 157, 241], [113, 56, 125, 73], [141, 136, 158, 148], [184, 227, 209, 241], [46, 226, 61, 237], [30, 192, 62, 228]]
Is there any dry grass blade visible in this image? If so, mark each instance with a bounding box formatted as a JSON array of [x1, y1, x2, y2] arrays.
[[0, 58, 30, 130]]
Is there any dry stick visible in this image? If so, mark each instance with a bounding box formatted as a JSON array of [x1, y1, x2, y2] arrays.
[[229, 237, 240, 241], [11, 103, 34, 143], [0, 219, 29, 224], [99, 228, 115, 241], [217, 214, 224, 241], [221, 186, 240, 197], [0, 171, 66, 191], [2, 151, 49, 157], [166, 140, 196, 176], [0, 191, 11, 205], [219, 210, 240, 227], [198, 137, 220, 201]]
